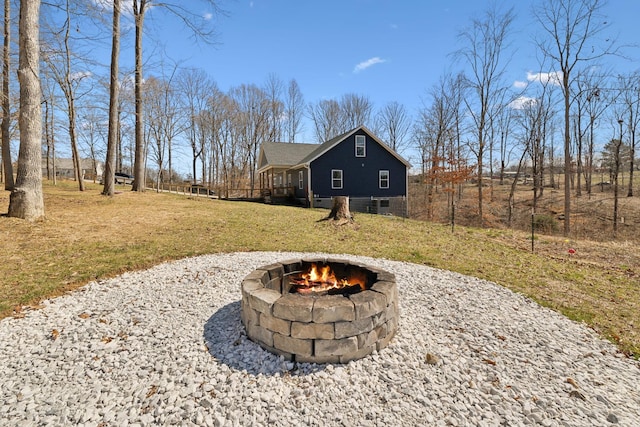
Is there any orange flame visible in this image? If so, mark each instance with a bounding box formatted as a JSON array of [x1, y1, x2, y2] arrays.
[[293, 263, 367, 294]]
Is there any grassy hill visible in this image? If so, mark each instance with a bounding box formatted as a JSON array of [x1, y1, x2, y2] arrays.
[[1, 180, 638, 358]]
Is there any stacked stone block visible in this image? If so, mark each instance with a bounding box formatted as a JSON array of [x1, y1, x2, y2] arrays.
[[240, 258, 399, 364]]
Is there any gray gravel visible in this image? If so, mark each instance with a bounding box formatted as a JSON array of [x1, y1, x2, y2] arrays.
[[1, 251, 639, 427]]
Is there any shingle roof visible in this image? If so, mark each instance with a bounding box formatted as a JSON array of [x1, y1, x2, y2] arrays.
[[258, 142, 318, 170]]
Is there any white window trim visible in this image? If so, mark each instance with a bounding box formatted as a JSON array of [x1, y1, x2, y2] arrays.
[[332, 169, 343, 189], [298, 171, 304, 189], [355, 135, 366, 157], [379, 170, 389, 189]]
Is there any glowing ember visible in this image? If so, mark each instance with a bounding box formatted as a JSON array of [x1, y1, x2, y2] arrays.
[[290, 263, 367, 295]]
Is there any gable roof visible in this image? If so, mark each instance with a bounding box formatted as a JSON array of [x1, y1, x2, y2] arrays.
[[257, 125, 411, 172], [258, 142, 318, 171], [296, 125, 411, 168]]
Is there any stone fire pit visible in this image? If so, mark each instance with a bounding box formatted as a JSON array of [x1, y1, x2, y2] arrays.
[[240, 258, 399, 364]]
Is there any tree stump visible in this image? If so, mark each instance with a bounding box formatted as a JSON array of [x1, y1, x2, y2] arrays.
[[321, 196, 353, 224]]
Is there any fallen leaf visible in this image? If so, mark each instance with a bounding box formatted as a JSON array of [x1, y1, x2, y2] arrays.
[[425, 352, 440, 365], [567, 377, 579, 388], [146, 385, 158, 398], [51, 329, 60, 340], [78, 313, 91, 319]]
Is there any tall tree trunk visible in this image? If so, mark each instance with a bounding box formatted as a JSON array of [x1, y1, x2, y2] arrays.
[[62, 0, 84, 191], [613, 134, 622, 238], [1, 0, 13, 190], [102, 0, 120, 196], [563, 74, 571, 236], [8, 0, 44, 220], [628, 114, 635, 198], [477, 138, 484, 225], [132, 0, 146, 192]]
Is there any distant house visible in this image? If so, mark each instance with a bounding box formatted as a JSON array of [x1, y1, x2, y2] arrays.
[[257, 125, 411, 216], [42, 157, 104, 181]]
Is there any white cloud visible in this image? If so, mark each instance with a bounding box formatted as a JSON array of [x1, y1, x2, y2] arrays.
[[513, 80, 527, 89], [353, 57, 386, 73], [70, 71, 92, 81], [90, 0, 133, 16], [526, 70, 563, 86], [203, 12, 213, 21], [509, 96, 538, 110]]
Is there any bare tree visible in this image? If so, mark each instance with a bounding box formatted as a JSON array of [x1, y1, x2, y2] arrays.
[[1, 0, 13, 190], [308, 99, 342, 142], [610, 114, 624, 238], [285, 78, 304, 142], [263, 73, 284, 142], [40, 77, 57, 183], [414, 74, 465, 221], [203, 82, 223, 186], [573, 69, 611, 197], [375, 101, 411, 154], [214, 93, 243, 196], [132, 0, 147, 191], [456, 4, 515, 225], [516, 88, 553, 212], [8, 0, 44, 220], [534, 0, 615, 235], [580, 74, 611, 197], [340, 93, 373, 131], [130, 0, 224, 192], [497, 100, 513, 186], [102, 0, 120, 196], [619, 72, 640, 197], [178, 68, 213, 184], [78, 106, 107, 183], [42, 0, 90, 191], [145, 74, 182, 189], [229, 83, 268, 195]]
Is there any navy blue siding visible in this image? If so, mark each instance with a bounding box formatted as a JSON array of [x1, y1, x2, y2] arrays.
[[310, 130, 407, 198], [292, 167, 307, 198]]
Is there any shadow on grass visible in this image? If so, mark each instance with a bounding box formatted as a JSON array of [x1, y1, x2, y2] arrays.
[[203, 301, 328, 376]]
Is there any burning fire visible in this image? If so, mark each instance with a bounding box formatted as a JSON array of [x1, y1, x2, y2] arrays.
[[290, 263, 367, 295]]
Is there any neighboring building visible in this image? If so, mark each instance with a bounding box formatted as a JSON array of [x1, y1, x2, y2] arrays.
[[42, 157, 104, 181], [257, 125, 411, 216]]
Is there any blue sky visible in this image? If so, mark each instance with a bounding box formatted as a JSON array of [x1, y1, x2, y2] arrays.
[[111, 0, 640, 171], [153, 0, 639, 119]]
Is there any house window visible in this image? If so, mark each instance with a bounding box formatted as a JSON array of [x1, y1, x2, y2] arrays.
[[355, 135, 366, 157], [298, 171, 304, 189], [379, 170, 389, 189], [332, 169, 343, 189], [287, 173, 292, 187]]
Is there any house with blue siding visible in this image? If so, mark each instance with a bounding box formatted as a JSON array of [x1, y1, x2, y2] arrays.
[[257, 126, 410, 216]]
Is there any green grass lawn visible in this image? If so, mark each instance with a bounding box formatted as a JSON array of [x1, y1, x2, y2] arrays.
[[1, 180, 638, 358]]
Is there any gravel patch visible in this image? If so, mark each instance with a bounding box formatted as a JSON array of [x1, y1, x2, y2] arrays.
[[1, 251, 639, 426]]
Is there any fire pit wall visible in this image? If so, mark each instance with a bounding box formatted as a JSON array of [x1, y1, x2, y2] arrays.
[[240, 258, 399, 364]]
